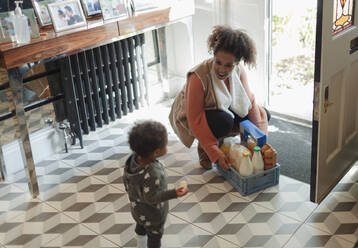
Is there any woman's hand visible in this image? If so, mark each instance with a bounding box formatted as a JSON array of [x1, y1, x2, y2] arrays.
[[217, 153, 231, 171]]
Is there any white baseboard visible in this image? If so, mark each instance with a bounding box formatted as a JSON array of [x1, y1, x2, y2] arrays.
[[1, 127, 64, 175]]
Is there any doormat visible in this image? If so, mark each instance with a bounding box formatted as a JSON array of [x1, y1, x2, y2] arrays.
[[267, 117, 312, 184]]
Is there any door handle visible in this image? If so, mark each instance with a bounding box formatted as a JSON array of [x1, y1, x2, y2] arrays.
[[324, 86, 333, 113], [350, 36, 358, 54], [324, 101, 334, 113]]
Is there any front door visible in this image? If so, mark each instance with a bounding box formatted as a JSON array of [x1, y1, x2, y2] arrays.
[[311, 0, 358, 203]]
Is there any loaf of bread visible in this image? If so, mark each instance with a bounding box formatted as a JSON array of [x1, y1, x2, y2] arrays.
[[247, 137, 257, 156], [261, 144, 277, 170], [179, 180, 188, 190], [228, 144, 251, 172]]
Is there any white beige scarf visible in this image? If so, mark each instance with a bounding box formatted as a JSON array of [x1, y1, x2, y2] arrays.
[[210, 65, 252, 118]]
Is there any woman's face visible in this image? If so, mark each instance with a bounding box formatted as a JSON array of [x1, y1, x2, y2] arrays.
[[213, 50, 236, 80]]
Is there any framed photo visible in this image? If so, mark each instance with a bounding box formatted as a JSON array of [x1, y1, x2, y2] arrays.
[[0, 13, 14, 44], [0, 9, 40, 44], [99, 0, 127, 21], [48, 0, 87, 33], [80, 0, 102, 16], [22, 9, 41, 39], [32, 0, 62, 26], [132, 0, 159, 13]]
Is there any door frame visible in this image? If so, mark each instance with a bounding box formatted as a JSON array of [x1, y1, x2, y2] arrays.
[[310, 0, 322, 202]]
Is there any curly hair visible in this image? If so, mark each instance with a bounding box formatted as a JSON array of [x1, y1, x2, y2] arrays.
[[207, 25, 257, 67], [128, 120, 168, 158]]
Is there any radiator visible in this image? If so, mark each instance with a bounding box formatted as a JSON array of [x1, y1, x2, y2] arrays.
[[59, 34, 148, 148]]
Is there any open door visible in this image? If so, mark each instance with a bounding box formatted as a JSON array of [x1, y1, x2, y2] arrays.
[[311, 0, 358, 203]]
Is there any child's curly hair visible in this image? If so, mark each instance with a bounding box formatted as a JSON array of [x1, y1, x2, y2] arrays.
[[128, 120, 168, 158], [207, 25, 257, 67]]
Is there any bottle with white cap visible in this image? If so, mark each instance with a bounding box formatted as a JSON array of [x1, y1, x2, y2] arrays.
[[9, 1, 31, 44], [238, 152, 253, 177], [252, 146, 264, 174]]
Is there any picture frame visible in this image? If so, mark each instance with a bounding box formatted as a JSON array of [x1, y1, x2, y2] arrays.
[[48, 0, 87, 33], [32, 0, 62, 26], [98, 0, 127, 21], [22, 9, 41, 39], [132, 0, 159, 14], [0, 13, 13, 44], [0, 9, 40, 44], [80, 0, 102, 17]]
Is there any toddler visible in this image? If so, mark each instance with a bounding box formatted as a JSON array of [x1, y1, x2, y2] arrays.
[[123, 120, 188, 248]]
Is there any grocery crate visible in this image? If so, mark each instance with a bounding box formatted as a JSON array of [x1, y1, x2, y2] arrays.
[[216, 163, 280, 196]]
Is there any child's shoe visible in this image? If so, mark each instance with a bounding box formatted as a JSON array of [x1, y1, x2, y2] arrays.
[[136, 234, 147, 248]]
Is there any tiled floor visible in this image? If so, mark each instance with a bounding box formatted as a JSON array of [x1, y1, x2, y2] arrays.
[[0, 103, 358, 247]]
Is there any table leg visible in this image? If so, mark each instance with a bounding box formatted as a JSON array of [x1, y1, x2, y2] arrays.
[[7, 66, 39, 198]]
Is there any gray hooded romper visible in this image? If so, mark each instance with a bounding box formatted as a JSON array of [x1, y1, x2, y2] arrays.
[[123, 154, 178, 235]]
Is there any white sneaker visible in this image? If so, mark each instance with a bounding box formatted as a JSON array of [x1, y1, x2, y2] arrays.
[[136, 234, 147, 248]]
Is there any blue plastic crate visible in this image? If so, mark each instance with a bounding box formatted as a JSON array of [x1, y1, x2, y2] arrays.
[[216, 164, 280, 196]]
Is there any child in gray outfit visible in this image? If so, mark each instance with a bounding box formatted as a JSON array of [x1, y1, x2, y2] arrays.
[[123, 120, 188, 248]]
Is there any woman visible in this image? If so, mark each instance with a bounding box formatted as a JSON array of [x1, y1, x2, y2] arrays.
[[57, 9, 68, 27], [169, 25, 269, 171]]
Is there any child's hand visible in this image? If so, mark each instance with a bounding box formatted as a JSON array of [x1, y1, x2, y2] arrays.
[[176, 181, 188, 197], [176, 186, 189, 197]]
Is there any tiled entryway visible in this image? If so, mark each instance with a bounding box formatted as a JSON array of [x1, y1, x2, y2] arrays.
[[0, 103, 357, 247]]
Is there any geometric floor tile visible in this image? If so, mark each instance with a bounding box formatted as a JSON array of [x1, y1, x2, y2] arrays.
[[0, 203, 77, 248], [164, 169, 194, 209], [340, 165, 358, 184], [216, 202, 301, 247], [73, 159, 121, 181], [250, 175, 318, 222], [5, 160, 76, 192], [161, 155, 206, 180], [329, 164, 358, 201], [305, 194, 358, 244], [170, 185, 249, 234], [330, 181, 358, 202], [0, 183, 32, 219], [58, 151, 90, 168], [44, 177, 123, 222], [160, 214, 215, 248], [202, 168, 240, 194], [89, 161, 124, 186], [202, 236, 239, 248], [38, 224, 109, 248], [97, 133, 124, 148], [85, 146, 117, 161], [85, 194, 135, 246], [36, 168, 96, 202], [283, 224, 355, 248]]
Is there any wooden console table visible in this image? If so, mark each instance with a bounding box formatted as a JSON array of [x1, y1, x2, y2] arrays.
[[0, 0, 194, 197]]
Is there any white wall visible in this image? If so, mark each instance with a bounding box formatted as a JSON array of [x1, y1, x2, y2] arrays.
[[166, 18, 195, 77], [164, 0, 216, 97], [192, 2, 216, 64], [226, 0, 269, 106]]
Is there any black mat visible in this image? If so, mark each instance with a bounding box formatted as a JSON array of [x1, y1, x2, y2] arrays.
[[267, 117, 312, 183]]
